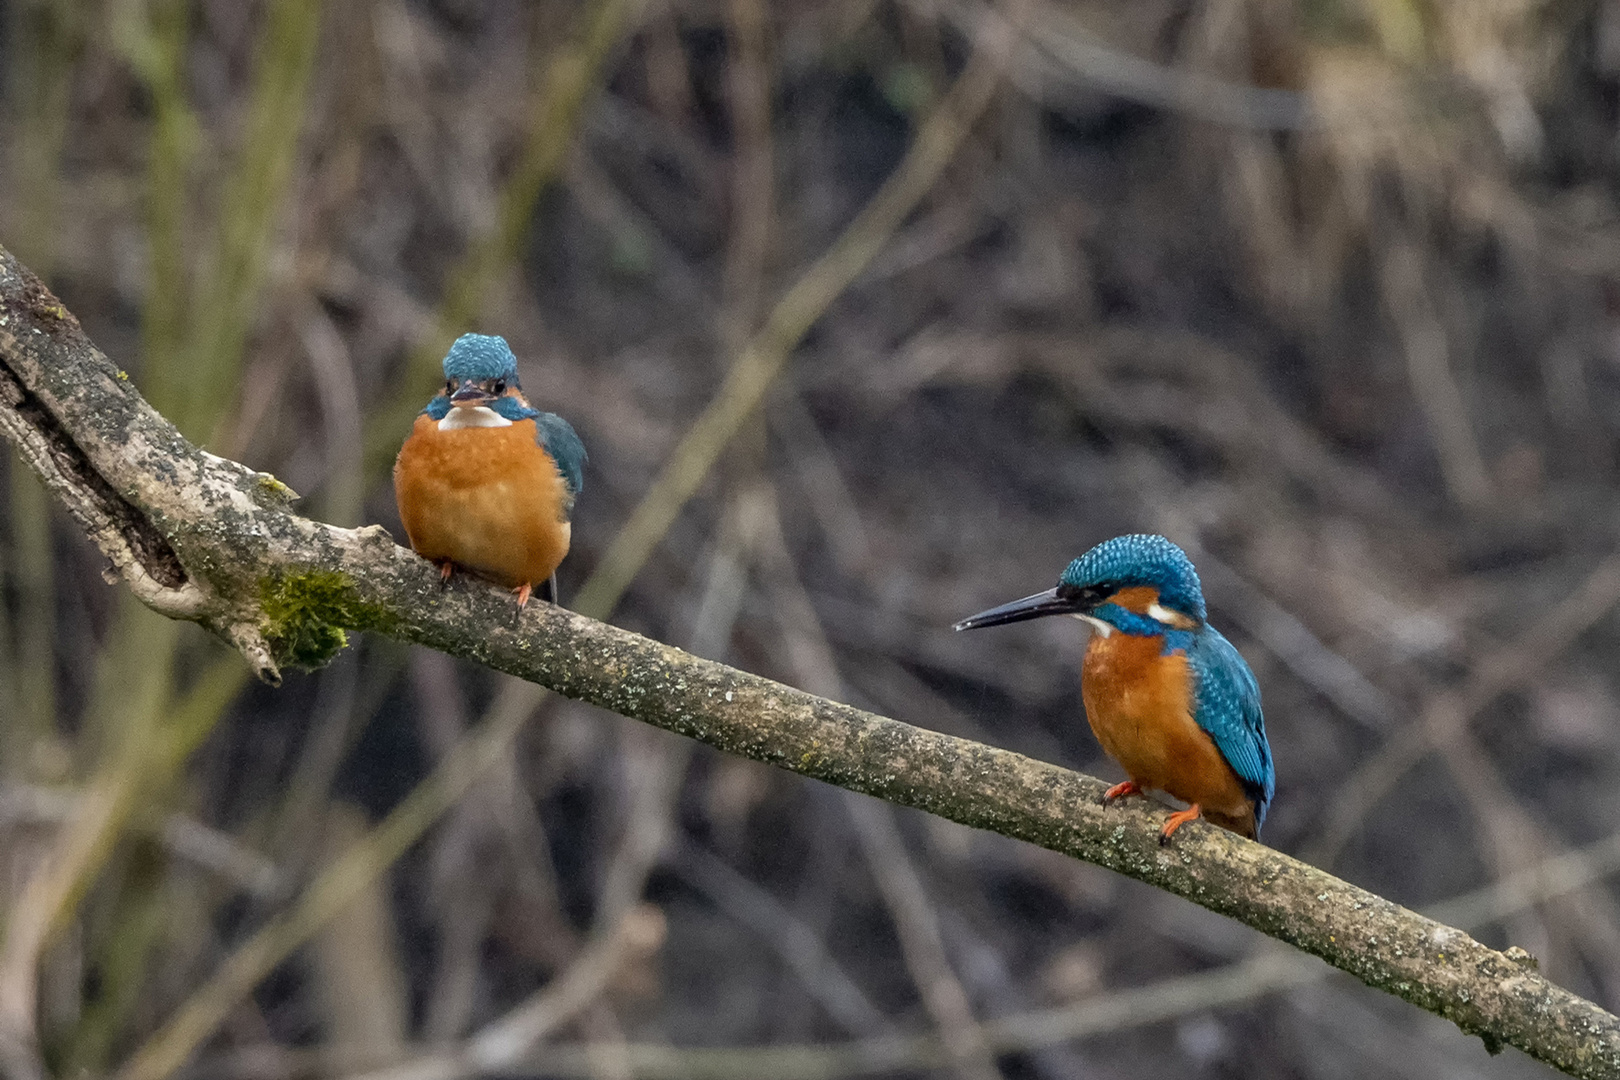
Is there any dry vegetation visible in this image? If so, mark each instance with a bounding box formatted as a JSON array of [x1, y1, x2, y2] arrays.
[[4, 0, 1620, 1077]]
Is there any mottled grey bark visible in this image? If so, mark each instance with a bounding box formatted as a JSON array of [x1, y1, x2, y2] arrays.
[[1, 243, 1618, 1078]]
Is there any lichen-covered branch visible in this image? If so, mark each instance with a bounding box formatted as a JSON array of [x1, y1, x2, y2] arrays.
[[1, 243, 1618, 1079]]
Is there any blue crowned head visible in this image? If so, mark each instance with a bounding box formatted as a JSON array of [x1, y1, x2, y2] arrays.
[[424, 333, 536, 425], [954, 533, 1207, 635], [1060, 534, 1205, 623], [443, 333, 520, 385]]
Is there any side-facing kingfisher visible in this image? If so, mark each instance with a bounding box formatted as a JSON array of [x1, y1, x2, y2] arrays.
[[393, 333, 586, 607], [955, 534, 1273, 843]]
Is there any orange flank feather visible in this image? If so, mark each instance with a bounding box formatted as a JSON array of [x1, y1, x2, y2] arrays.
[[393, 414, 572, 592], [1082, 630, 1258, 838]]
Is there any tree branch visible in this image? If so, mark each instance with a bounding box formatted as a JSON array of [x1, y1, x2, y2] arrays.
[[1, 244, 1619, 1078]]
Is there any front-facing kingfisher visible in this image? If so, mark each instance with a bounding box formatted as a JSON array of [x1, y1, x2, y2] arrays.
[[955, 534, 1274, 843], [393, 333, 586, 607]]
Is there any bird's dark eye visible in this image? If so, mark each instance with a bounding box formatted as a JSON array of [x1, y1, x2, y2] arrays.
[[493, 380, 506, 395], [445, 381, 454, 395], [1058, 582, 1115, 605]]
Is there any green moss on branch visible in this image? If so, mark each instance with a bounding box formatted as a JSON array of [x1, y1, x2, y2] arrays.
[[257, 569, 378, 669]]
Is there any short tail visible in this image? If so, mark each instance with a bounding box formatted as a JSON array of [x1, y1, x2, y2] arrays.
[[1204, 804, 1259, 841]]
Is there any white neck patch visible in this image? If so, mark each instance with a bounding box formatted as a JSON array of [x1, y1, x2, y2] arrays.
[[1147, 602, 1197, 630], [1072, 613, 1113, 637], [439, 406, 513, 430]]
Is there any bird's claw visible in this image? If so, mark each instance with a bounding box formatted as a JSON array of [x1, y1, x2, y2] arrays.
[[1158, 804, 1203, 845], [1101, 780, 1142, 806]]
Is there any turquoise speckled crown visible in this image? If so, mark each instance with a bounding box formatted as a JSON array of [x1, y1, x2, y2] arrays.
[[442, 333, 519, 383], [1060, 534, 1206, 621]]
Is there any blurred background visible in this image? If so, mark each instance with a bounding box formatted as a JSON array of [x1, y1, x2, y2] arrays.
[[4, 0, 1620, 1076]]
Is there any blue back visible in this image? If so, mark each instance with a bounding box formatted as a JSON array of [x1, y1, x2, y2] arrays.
[[1186, 625, 1273, 829]]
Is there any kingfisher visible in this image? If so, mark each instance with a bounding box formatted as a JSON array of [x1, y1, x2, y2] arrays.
[[393, 333, 585, 607], [955, 534, 1273, 843]]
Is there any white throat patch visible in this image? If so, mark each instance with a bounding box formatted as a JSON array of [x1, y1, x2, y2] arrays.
[[439, 406, 513, 430], [1072, 613, 1113, 637]]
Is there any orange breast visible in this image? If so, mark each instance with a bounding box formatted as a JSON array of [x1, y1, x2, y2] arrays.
[[1081, 633, 1253, 828], [393, 414, 572, 588]]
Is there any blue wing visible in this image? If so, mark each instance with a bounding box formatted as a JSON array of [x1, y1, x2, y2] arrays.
[[1186, 626, 1274, 829], [533, 411, 586, 502]]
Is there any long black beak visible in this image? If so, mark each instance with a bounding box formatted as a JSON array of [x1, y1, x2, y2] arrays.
[[953, 587, 1083, 631], [450, 381, 492, 406]]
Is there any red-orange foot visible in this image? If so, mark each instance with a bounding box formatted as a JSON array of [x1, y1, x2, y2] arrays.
[[514, 582, 533, 608], [1102, 780, 1143, 805], [438, 560, 455, 585], [1159, 804, 1203, 845]]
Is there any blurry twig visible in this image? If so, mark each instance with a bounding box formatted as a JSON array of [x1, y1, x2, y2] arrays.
[[752, 485, 1001, 1080], [311, 804, 410, 1058], [1306, 546, 1620, 865], [1426, 701, 1620, 1001], [116, 0, 197, 423], [183, 0, 325, 446], [0, 610, 181, 1080], [8, 471, 56, 757], [364, 0, 648, 469], [334, 908, 667, 1080], [7, 0, 80, 277], [718, 0, 774, 353], [120, 0, 327, 442], [410, 650, 570, 1041], [571, 0, 1023, 618], [672, 839, 892, 1037], [449, 747, 678, 1078], [565, 152, 711, 312], [770, 388, 871, 574], [1429, 829, 1620, 929], [113, 689, 536, 1080], [875, 327, 1407, 522], [936, 0, 1312, 131], [1379, 241, 1494, 509], [269, 658, 363, 866], [843, 798, 1001, 1080], [0, 785, 280, 899], [1191, 549, 1399, 734], [301, 305, 367, 528]]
